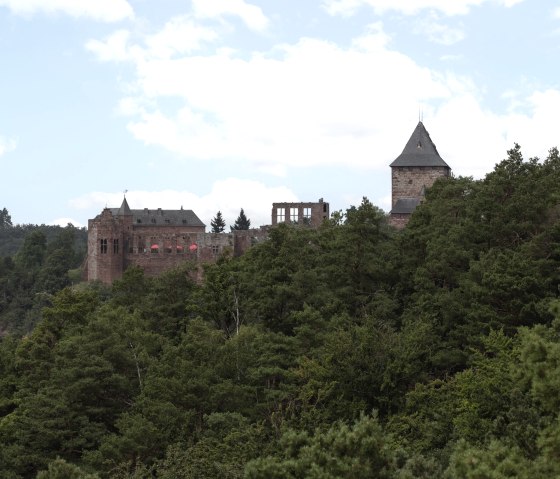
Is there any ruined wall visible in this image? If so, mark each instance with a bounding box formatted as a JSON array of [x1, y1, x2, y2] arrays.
[[271, 200, 329, 227], [232, 228, 269, 257]]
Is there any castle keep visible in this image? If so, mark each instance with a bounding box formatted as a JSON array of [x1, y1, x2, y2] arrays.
[[389, 121, 451, 228]]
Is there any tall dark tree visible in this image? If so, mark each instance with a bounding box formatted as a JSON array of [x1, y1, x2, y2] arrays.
[[210, 211, 226, 233], [230, 208, 251, 231], [0, 208, 12, 228]]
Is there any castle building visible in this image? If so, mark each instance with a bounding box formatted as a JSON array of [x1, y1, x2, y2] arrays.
[[389, 121, 451, 228], [87, 198, 327, 284]]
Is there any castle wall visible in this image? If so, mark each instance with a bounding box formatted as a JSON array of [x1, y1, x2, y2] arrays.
[[391, 166, 450, 208], [87, 201, 327, 284]]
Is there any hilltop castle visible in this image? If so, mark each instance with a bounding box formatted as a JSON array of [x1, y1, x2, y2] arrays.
[[86, 122, 449, 283], [86, 199, 330, 283]]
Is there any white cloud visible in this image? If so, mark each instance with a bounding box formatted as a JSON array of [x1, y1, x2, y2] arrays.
[[89, 26, 458, 173], [554, 7, 560, 18], [0, 0, 133, 22], [0, 136, 17, 156], [426, 88, 560, 179], [323, 0, 525, 16], [50, 217, 84, 228], [86, 12, 560, 186], [413, 16, 465, 45], [70, 180, 298, 229], [192, 0, 269, 31], [144, 16, 219, 59], [86, 17, 220, 63], [86, 30, 132, 62]]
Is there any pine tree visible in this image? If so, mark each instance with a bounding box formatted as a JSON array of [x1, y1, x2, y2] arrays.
[[0, 207, 12, 228], [210, 211, 226, 233], [230, 208, 251, 231]]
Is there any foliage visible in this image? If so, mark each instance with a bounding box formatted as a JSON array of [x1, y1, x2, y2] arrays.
[[0, 146, 560, 476], [230, 208, 251, 231], [210, 211, 226, 233]]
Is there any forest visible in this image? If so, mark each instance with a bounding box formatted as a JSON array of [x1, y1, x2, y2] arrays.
[[2, 145, 560, 478]]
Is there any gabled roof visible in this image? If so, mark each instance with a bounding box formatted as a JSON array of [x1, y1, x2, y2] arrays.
[[109, 207, 206, 227], [390, 198, 421, 215], [390, 121, 450, 168]]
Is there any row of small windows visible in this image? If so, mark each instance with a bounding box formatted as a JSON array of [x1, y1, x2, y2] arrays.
[[277, 207, 312, 223], [100, 239, 119, 254], [136, 218, 188, 225]]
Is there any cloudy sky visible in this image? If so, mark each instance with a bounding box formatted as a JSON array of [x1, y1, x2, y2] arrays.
[[1, 0, 559, 228]]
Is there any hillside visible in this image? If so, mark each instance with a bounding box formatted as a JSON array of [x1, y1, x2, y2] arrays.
[[2, 145, 560, 477]]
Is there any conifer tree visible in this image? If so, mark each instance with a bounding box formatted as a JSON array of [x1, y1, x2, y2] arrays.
[[0, 207, 12, 228], [210, 211, 226, 233], [230, 208, 251, 231]]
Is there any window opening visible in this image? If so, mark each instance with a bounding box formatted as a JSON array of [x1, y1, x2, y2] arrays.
[[303, 207, 311, 225], [113, 239, 119, 254], [100, 239, 107, 254], [290, 207, 298, 222]]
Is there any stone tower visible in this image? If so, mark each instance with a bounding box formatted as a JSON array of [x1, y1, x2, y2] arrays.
[[389, 121, 451, 228], [87, 197, 132, 283]]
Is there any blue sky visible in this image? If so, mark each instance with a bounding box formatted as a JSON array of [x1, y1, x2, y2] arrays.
[[1, 0, 559, 228]]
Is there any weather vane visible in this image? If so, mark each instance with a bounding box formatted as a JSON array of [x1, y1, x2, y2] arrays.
[[123, 189, 128, 197]]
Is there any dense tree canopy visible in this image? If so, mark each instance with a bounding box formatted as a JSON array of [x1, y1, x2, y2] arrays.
[[2, 145, 560, 477]]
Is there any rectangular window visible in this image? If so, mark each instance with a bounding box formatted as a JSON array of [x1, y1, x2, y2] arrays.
[[303, 207, 311, 224], [212, 245, 220, 255], [290, 207, 298, 222], [113, 239, 119, 254], [277, 209, 285, 223], [100, 239, 107, 254]]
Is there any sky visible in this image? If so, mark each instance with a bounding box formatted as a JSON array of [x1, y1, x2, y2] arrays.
[[1, 0, 560, 229]]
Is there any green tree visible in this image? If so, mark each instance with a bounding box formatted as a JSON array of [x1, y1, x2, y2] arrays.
[[245, 414, 396, 479], [231, 208, 251, 231], [211, 211, 226, 233], [0, 207, 12, 228]]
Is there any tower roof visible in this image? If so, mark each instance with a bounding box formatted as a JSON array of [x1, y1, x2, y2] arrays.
[[117, 197, 132, 216], [389, 121, 449, 168]]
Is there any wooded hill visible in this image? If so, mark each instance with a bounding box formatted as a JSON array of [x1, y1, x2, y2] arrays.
[[2, 145, 560, 477]]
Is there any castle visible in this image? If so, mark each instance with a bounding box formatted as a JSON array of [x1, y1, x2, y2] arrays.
[[86, 199, 330, 283], [86, 122, 449, 283]]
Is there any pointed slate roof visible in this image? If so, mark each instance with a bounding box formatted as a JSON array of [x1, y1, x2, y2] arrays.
[[389, 121, 450, 168], [117, 197, 132, 216]]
